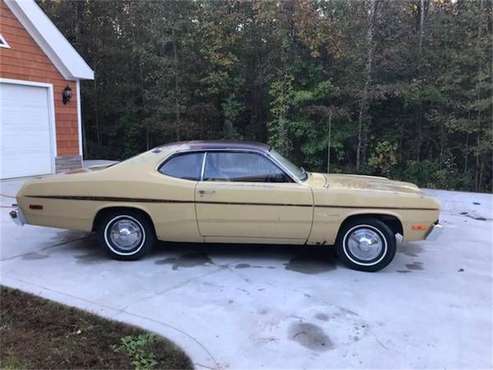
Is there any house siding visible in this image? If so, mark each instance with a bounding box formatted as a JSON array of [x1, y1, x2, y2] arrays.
[[0, 0, 81, 170]]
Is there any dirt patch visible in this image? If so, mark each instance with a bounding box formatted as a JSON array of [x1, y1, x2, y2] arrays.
[[338, 307, 358, 317], [234, 263, 276, 270], [288, 322, 333, 351], [155, 252, 213, 270], [406, 261, 424, 271], [285, 255, 336, 274], [74, 250, 107, 265], [314, 313, 329, 321], [0, 286, 192, 370], [460, 211, 490, 221]]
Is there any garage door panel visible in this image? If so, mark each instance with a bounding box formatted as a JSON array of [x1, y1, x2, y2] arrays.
[[2, 108, 51, 123], [2, 129, 51, 143], [0, 82, 54, 179]]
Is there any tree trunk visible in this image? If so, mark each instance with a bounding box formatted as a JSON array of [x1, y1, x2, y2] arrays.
[[416, 0, 426, 161], [249, 5, 266, 142], [475, 134, 480, 191], [398, 123, 404, 163], [356, 0, 377, 171], [478, 156, 484, 193], [93, 78, 101, 146], [439, 119, 445, 168], [419, 0, 425, 53], [464, 132, 469, 175], [138, 49, 147, 149], [172, 27, 181, 141], [474, 0, 484, 191], [146, 127, 150, 150], [327, 109, 332, 174]]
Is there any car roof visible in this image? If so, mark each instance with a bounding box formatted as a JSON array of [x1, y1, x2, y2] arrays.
[[158, 140, 271, 153]]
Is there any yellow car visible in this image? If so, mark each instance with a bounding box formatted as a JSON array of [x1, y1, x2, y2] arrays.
[[10, 141, 441, 271]]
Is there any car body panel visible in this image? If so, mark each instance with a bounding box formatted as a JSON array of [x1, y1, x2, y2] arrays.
[[15, 142, 440, 246], [306, 172, 439, 243], [195, 180, 313, 242]]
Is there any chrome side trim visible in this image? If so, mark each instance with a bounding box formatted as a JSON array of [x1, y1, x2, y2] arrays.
[[156, 147, 302, 184]]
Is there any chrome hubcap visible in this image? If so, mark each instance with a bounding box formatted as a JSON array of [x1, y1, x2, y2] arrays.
[[347, 228, 383, 261], [109, 219, 143, 251]]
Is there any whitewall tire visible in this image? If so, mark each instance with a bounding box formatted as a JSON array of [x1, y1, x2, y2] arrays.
[[336, 218, 396, 272], [96, 210, 156, 260]]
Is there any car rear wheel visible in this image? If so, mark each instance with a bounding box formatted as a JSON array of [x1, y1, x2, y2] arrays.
[[336, 218, 396, 272], [96, 210, 156, 260]]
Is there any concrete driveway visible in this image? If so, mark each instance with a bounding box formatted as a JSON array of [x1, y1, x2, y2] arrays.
[[1, 177, 492, 369]]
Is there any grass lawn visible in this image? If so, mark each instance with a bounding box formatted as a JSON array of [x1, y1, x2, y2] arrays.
[[0, 286, 193, 369]]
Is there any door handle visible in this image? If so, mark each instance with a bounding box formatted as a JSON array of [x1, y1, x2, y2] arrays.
[[198, 190, 216, 195]]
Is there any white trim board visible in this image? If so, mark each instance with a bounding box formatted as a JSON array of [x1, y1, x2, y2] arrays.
[[76, 80, 83, 158], [4, 0, 94, 80], [0, 78, 57, 175]]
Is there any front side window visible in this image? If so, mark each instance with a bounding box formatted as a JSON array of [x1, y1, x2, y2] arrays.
[[269, 149, 307, 181], [203, 152, 292, 183], [159, 152, 204, 180]]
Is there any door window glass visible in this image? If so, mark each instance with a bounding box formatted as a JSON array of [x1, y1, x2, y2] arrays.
[[204, 152, 291, 183]]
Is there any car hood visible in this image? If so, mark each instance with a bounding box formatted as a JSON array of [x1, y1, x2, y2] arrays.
[[307, 172, 422, 194]]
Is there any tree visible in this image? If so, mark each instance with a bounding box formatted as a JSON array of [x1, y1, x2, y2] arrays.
[[37, 0, 493, 192]]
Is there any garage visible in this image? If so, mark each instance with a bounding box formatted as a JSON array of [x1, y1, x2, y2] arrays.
[[0, 0, 94, 179], [0, 81, 55, 179]]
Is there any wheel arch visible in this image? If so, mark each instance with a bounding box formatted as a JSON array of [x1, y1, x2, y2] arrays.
[[338, 212, 404, 239], [92, 206, 156, 235]]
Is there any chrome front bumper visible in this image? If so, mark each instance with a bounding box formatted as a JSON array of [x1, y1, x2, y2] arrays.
[[425, 221, 443, 241], [9, 206, 26, 226]]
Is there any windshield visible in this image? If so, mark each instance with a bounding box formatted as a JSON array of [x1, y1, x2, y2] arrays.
[[269, 149, 308, 181]]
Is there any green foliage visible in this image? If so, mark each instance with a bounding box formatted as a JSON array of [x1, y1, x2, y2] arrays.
[[38, 0, 493, 192], [399, 154, 466, 191], [222, 95, 243, 139], [113, 334, 158, 370], [368, 141, 398, 176], [268, 75, 295, 155]]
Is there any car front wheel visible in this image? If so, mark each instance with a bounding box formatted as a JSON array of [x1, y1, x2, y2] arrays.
[[96, 210, 156, 260], [336, 218, 396, 272]]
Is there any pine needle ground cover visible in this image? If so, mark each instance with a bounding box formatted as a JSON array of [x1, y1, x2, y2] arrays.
[[0, 286, 193, 370]]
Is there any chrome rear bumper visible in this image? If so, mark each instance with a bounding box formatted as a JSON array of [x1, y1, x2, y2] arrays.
[[9, 206, 25, 226], [425, 221, 443, 241]]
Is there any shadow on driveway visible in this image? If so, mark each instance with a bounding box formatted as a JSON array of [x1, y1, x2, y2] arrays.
[[54, 232, 342, 274]]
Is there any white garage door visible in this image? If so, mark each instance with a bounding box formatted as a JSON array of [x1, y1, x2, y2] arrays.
[[0, 82, 54, 179]]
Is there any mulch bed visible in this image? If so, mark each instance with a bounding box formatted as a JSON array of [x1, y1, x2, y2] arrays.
[[0, 286, 193, 369]]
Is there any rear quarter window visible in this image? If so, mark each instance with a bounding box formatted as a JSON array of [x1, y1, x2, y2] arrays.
[[159, 152, 204, 181]]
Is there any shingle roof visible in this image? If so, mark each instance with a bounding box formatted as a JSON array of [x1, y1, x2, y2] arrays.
[[4, 0, 94, 80]]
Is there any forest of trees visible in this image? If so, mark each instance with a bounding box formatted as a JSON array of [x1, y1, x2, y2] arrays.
[[38, 0, 492, 192]]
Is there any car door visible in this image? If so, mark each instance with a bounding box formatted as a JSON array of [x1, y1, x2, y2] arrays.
[[154, 151, 204, 242], [195, 150, 313, 243]]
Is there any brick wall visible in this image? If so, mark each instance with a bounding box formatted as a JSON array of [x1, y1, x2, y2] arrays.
[[0, 0, 81, 170]]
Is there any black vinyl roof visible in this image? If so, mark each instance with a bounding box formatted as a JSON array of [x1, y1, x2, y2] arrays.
[[159, 140, 271, 153]]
